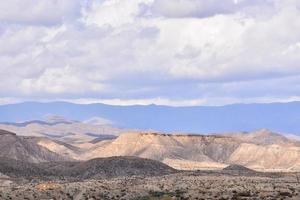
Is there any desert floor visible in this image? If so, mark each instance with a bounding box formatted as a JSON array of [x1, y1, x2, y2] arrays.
[[1, 171, 300, 200]]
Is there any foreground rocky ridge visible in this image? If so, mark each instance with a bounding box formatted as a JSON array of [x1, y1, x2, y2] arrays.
[[0, 156, 175, 180]]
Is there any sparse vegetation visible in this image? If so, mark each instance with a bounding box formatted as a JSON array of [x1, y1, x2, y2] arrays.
[[1, 170, 300, 200]]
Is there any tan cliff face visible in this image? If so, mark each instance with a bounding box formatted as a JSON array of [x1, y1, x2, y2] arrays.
[[82, 132, 240, 163], [228, 143, 300, 171], [78, 130, 300, 171]]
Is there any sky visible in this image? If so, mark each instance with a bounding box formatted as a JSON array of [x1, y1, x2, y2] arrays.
[[0, 0, 300, 106]]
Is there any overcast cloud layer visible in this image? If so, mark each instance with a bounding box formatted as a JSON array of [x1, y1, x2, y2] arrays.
[[0, 0, 299, 106]]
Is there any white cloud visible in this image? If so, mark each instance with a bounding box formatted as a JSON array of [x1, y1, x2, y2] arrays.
[[0, 0, 300, 105], [150, 0, 237, 18], [20, 66, 104, 94], [82, 0, 153, 27], [0, 0, 82, 25], [148, 0, 273, 18]]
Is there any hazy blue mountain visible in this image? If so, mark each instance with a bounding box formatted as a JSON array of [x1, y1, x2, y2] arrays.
[[0, 101, 300, 134]]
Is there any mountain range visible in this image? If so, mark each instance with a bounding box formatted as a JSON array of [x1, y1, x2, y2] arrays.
[[1, 101, 300, 134], [0, 118, 124, 144], [1, 127, 299, 172]]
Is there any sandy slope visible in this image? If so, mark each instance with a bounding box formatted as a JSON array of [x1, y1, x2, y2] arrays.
[[79, 130, 300, 171]]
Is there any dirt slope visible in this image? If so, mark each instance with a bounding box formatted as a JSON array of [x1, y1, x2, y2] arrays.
[[0, 130, 71, 163]]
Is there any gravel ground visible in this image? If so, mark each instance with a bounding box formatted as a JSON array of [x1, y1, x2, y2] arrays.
[[1, 171, 300, 200]]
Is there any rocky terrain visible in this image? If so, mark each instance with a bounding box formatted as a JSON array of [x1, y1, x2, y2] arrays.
[[1, 169, 300, 200], [0, 156, 175, 180]]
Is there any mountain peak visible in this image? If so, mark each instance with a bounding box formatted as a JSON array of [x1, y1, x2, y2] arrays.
[[83, 117, 113, 126], [252, 128, 274, 135], [249, 129, 287, 139], [230, 129, 290, 145], [45, 115, 73, 124]]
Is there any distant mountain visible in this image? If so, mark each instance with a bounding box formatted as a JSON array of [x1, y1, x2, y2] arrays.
[[0, 120, 72, 127], [1, 101, 300, 134], [0, 119, 124, 144], [226, 129, 295, 145], [0, 130, 71, 163]]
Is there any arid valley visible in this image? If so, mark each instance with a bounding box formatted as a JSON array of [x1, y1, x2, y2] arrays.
[[0, 118, 300, 199], [2, 0, 300, 199]]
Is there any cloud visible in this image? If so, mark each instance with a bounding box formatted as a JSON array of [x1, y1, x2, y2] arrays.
[[20, 66, 104, 95], [147, 0, 274, 18], [82, 0, 153, 27], [0, 0, 83, 26], [0, 0, 300, 105]]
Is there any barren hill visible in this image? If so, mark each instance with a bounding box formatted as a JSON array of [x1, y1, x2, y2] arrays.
[[83, 133, 240, 163], [63, 156, 176, 179], [227, 129, 297, 146], [26, 136, 83, 160], [80, 130, 300, 171], [1, 128, 299, 171], [0, 129, 71, 163], [0, 156, 176, 179], [223, 164, 255, 172]]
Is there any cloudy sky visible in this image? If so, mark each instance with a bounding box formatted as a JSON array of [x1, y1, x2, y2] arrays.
[[0, 0, 299, 106]]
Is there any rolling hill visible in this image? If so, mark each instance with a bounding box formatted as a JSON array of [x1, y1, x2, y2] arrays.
[[0, 129, 71, 163], [0, 156, 176, 179], [0, 119, 122, 144]]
